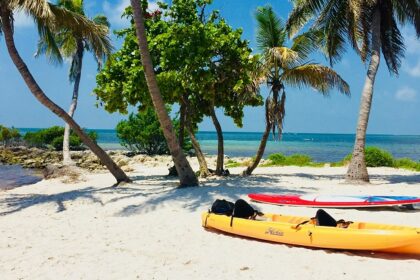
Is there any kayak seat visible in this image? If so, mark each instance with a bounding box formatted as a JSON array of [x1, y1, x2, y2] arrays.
[[315, 209, 337, 227]]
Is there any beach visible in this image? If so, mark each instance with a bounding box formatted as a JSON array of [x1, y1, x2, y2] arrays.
[[1, 160, 419, 280]]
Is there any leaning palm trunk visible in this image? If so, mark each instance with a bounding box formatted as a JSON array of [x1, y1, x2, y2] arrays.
[[209, 106, 224, 175], [63, 40, 84, 166], [242, 121, 271, 176], [346, 9, 381, 183], [243, 90, 285, 176], [1, 11, 130, 184], [130, 0, 198, 187]]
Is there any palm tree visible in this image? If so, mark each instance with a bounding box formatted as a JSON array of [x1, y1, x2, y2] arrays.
[[243, 6, 350, 176], [35, 0, 111, 166], [0, 0, 130, 184], [129, 0, 198, 187], [286, 0, 420, 183]]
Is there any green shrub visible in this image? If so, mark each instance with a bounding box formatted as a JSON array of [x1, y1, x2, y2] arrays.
[[337, 147, 394, 167], [394, 158, 420, 172], [0, 125, 21, 146], [116, 107, 192, 155], [225, 159, 242, 168], [365, 146, 394, 167], [266, 153, 323, 167], [23, 126, 96, 151], [267, 153, 286, 165]]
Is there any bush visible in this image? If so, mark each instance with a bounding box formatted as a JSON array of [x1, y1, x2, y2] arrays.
[[394, 158, 420, 172], [365, 146, 394, 167], [0, 125, 21, 146], [337, 147, 394, 167], [266, 153, 323, 167], [267, 153, 286, 165], [23, 126, 96, 151], [116, 107, 192, 155]]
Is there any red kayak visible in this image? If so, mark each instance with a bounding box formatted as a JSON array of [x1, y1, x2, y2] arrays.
[[248, 193, 420, 208]]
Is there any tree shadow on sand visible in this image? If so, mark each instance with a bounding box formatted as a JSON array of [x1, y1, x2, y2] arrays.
[[0, 187, 106, 216]]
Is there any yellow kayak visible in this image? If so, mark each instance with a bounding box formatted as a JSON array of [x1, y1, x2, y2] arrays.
[[201, 212, 420, 254]]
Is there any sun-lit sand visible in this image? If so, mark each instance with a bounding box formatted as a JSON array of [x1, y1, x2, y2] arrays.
[[1, 161, 419, 279]]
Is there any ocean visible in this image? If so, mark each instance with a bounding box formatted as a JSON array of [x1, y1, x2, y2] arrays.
[[14, 129, 420, 161], [1, 129, 419, 189]]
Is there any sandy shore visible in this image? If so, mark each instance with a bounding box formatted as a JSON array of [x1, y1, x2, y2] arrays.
[[1, 162, 419, 279]]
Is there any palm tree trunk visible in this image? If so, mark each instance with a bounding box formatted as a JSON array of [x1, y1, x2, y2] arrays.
[[63, 40, 84, 166], [209, 106, 224, 175], [1, 10, 130, 184], [130, 0, 198, 187], [346, 8, 381, 183], [242, 121, 271, 176]]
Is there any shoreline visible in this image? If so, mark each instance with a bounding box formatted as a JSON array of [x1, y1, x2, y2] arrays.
[[0, 163, 419, 279]]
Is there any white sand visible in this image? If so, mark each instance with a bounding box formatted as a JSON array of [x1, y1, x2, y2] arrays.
[[1, 164, 419, 279]]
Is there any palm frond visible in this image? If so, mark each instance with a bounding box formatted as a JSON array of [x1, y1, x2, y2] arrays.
[[255, 5, 286, 50], [290, 28, 324, 60], [390, 0, 420, 36], [265, 46, 300, 70], [380, 1, 405, 74], [34, 17, 63, 65], [286, 0, 326, 37], [281, 64, 350, 95], [8, 0, 52, 19], [92, 14, 110, 28], [314, 0, 349, 65], [47, 4, 113, 57]]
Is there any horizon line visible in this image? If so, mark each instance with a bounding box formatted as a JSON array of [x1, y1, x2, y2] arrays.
[[14, 127, 420, 137]]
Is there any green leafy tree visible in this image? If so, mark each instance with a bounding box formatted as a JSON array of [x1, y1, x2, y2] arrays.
[[286, 0, 420, 183], [129, 0, 198, 186], [0, 0, 130, 183], [243, 6, 349, 176], [95, 0, 261, 176], [116, 107, 192, 155], [35, 0, 112, 166]]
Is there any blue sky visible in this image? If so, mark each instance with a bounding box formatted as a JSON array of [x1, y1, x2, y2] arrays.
[[0, 0, 419, 134]]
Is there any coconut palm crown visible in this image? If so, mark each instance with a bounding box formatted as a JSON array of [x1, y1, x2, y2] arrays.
[[286, 0, 420, 182], [243, 6, 350, 176], [34, 0, 112, 166], [0, 0, 129, 183]]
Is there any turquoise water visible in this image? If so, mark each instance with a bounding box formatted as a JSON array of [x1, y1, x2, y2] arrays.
[[0, 164, 42, 190], [18, 129, 420, 162], [2, 129, 419, 189]]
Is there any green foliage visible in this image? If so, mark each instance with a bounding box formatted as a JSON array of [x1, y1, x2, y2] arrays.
[[225, 159, 242, 168], [94, 0, 262, 128], [266, 153, 323, 167], [0, 125, 21, 146], [365, 147, 394, 167], [336, 147, 394, 167], [116, 107, 191, 155], [394, 158, 420, 172], [333, 147, 419, 171], [23, 126, 97, 151]]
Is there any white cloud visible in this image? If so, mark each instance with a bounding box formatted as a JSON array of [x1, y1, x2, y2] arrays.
[[395, 87, 417, 102], [13, 11, 33, 28], [103, 0, 159, 28], [403, 59, 420, 77]]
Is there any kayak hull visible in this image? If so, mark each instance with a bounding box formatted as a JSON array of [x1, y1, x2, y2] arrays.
[[201, 212, 420, 254], [248, 194, 420, 208]]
